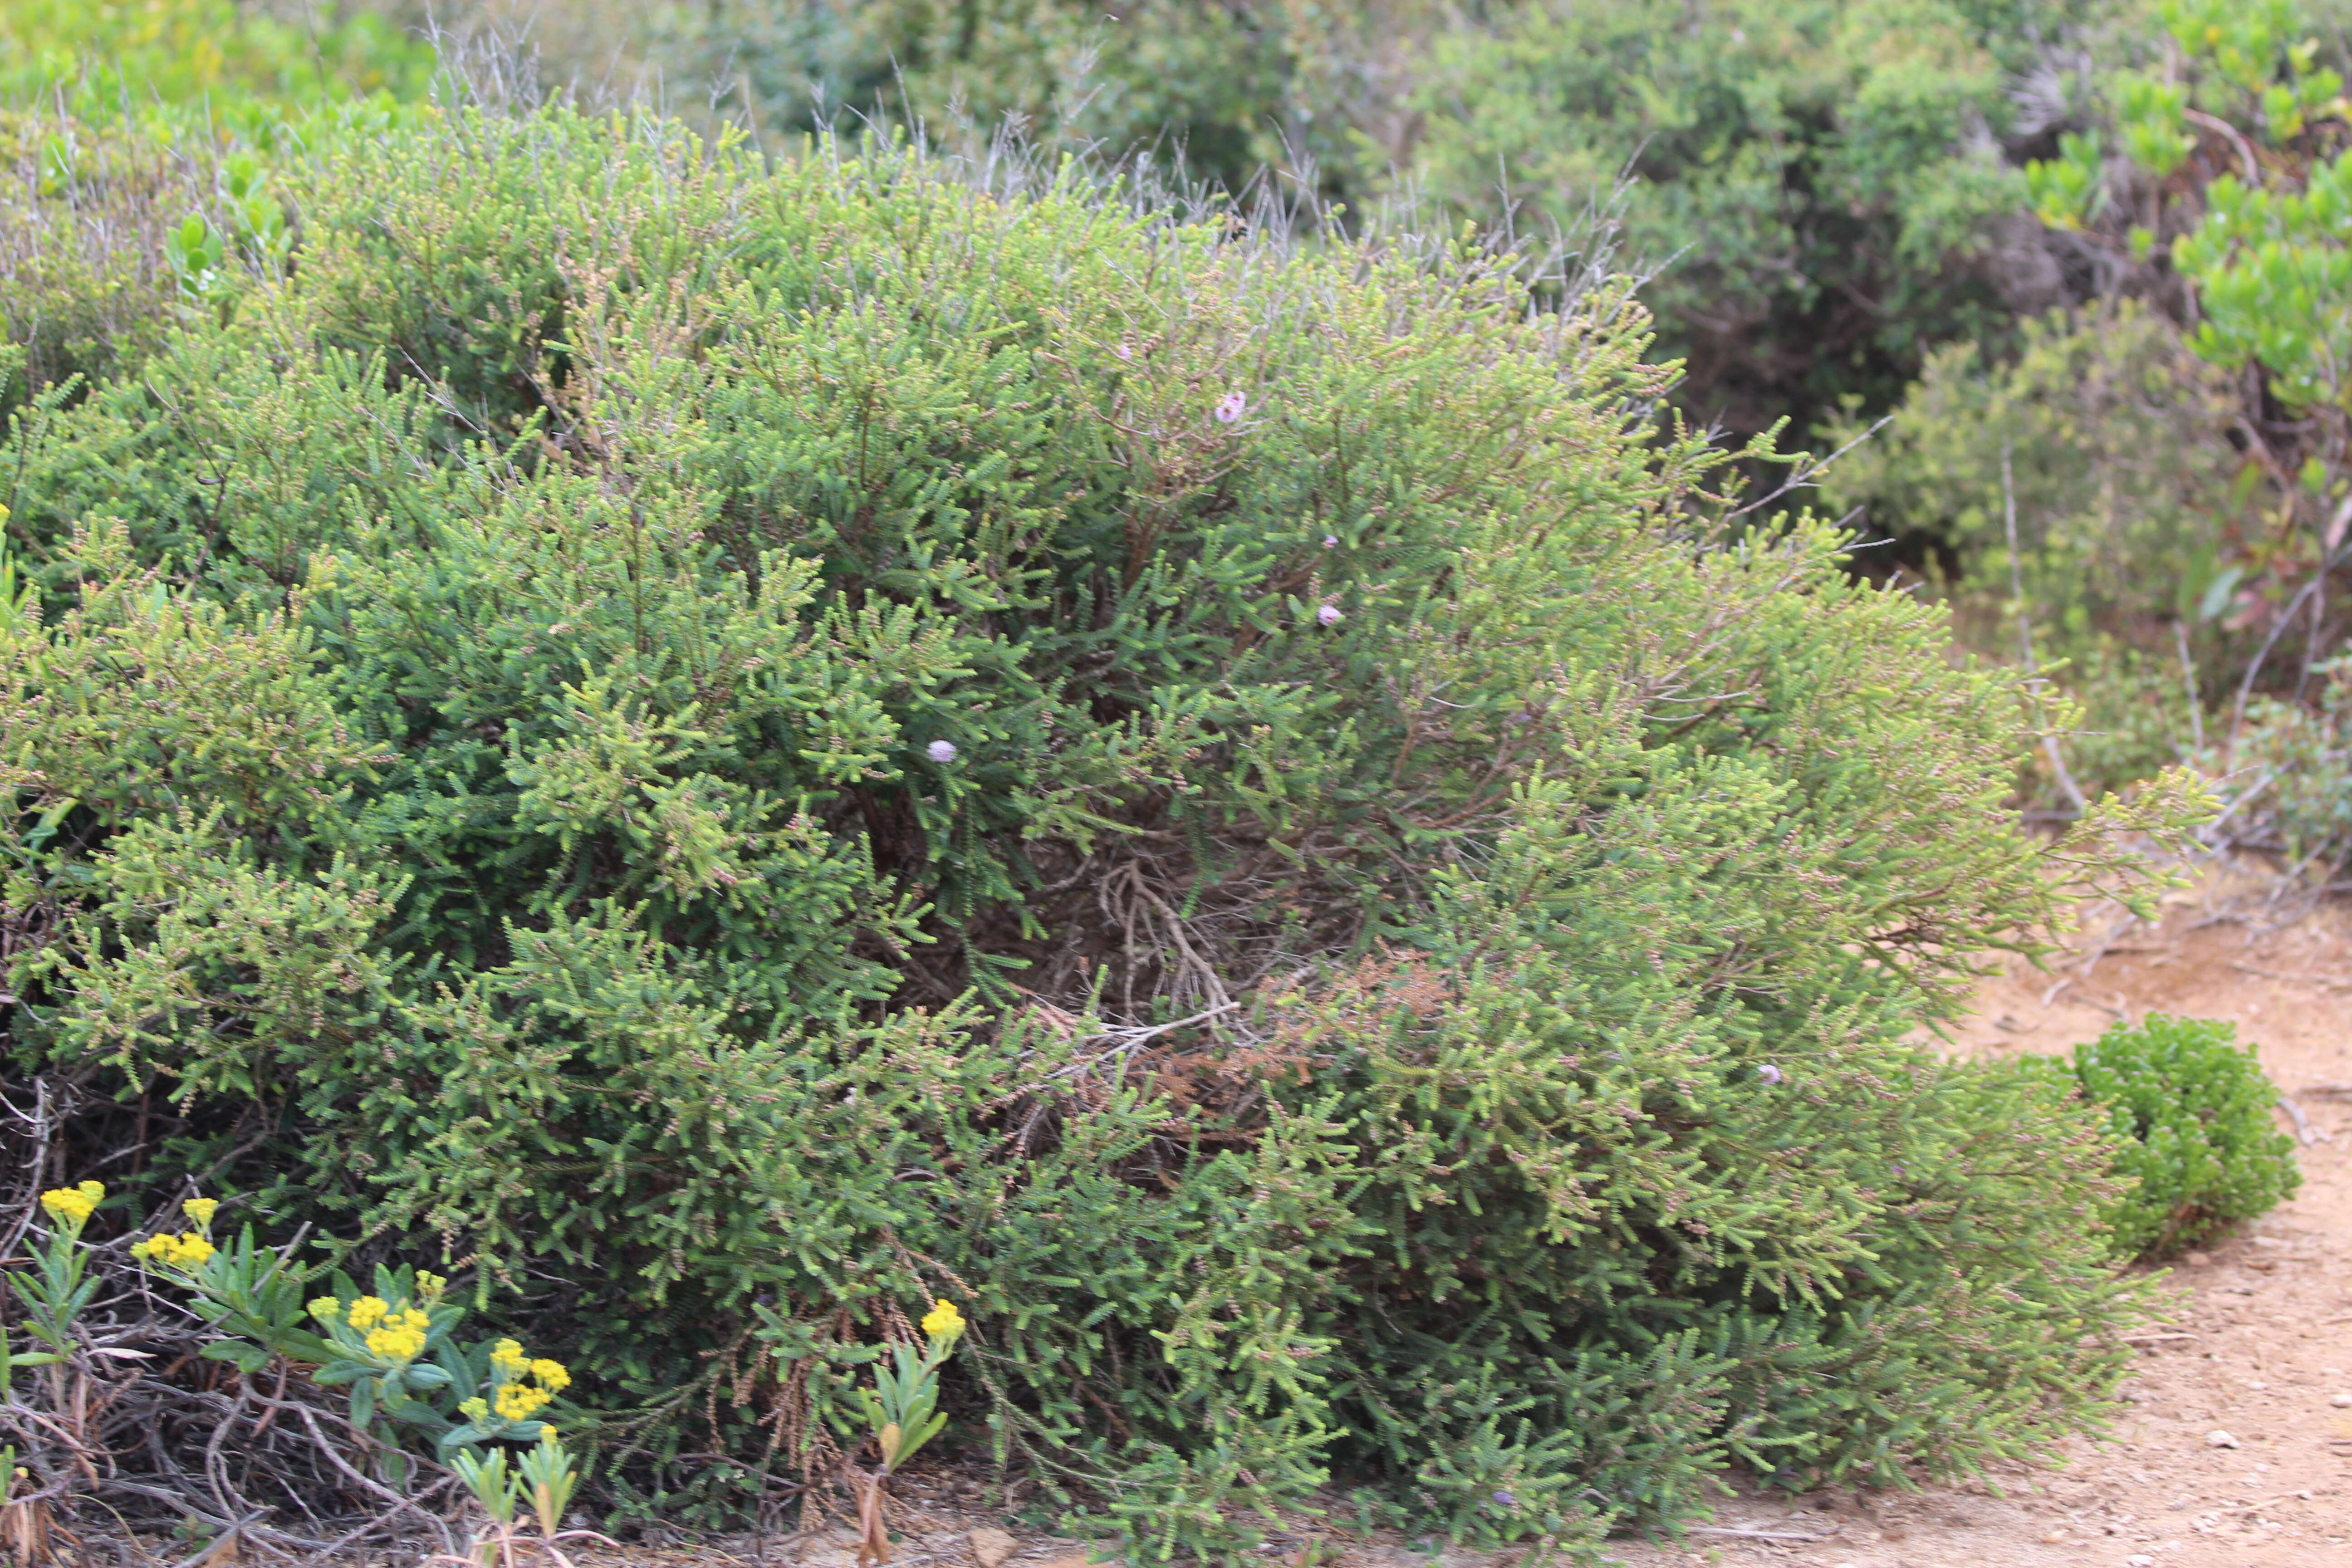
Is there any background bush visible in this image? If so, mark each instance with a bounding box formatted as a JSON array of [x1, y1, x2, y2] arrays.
[[0, 1, 432, 116], [2064, 1015, 2301, 1258], [0, 1, 436, 413], [0, 94, 2205, 1556]]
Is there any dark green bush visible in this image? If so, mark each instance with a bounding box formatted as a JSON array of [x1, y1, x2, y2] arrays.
[[2066, 1015, 2301, 1259], [1, 103, 2201, 1557]]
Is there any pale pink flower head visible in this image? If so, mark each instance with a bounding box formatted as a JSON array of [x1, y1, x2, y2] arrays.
[[1316, 604, 1343, 627], [926, 740, 959, 763], [1756, 1063, 1783, 1085], [1322, 534, 1338, 548], [1213, 391, 1247, 424], [1115, 342, 1133, 361]]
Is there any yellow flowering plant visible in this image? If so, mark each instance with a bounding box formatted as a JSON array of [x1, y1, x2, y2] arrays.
[[437, 1335, 569, 1449], [841, 1299, 969, 1565], [14, 1184, 109, 1367], [127, 1201, 572, 1470], [126, 1195, 319, 1375], [860, 1298, 962, 1473], [279, 1273, 569, 1463], [303, 1288, 454, 1440]]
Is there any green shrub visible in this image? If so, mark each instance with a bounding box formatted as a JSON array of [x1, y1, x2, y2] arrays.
[[2235, 655, 2352, 875], [611, 0, 1312, 193], [0, 110, 202, 407], [1394, 0, 2073, 432], [0, 103, 2202, 1557], [1820, 302, 2258, 649], [2070, 1015, 2300, 1258], [1834, 0, 2352, 809]]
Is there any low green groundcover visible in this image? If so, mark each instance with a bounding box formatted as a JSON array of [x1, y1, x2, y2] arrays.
[[2071, 1014, 2302, 1259]]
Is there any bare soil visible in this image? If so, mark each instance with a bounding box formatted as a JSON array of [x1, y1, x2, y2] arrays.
[[623, 873, 2352, 1568]]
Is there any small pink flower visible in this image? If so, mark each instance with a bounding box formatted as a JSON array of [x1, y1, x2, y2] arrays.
[[1115, 342, 1133, 360], [1756, 1063, 1783, 1085], [1214, 392, 1247, 424], [926, 740, 959, 763], [1322, 534, 1338, 548], [1316, 604, 1343, 627]]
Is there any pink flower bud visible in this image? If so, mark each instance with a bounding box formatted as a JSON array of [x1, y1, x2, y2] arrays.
[[1316, 604, 1343, 627], [926, 740, 958, 763], [1115, 342, 1133, 360], [1214, 392, 1247, 424], [1756, 1063, 1783, 1085], [1322, 535, 1338, 548]]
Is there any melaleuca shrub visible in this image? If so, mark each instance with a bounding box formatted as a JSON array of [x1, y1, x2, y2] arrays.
[[2070, 1015, 2300, 1259], [1, 105, 2200, 1558]]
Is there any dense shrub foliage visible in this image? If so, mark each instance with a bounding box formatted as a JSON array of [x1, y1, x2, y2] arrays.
[[0, 0, 436, 413], [325, 0, 2352, 842], [0, 103, 2201, 1554], [2062, 1016, 2301, 1258]]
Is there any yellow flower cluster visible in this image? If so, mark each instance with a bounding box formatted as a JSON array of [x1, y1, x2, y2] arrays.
[[365, 1308, 431, 1362], [480, 1338, 569, 1425], [131, 1231, 216, 1270], [495, 1380, 553, 1421], [182, 1197, 218, 1229], [39, 1181, 104, 1228], [921, 1297, 966, 1346], [304, 1295, 433, 1361]]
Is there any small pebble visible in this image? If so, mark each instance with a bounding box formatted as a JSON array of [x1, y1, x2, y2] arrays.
[[2185, 1250, 2211, 1265], [2127, 1557, 2156, 1568], [2206, 1429, 2240, 1449], [2332, 1393, 2352, 1408]]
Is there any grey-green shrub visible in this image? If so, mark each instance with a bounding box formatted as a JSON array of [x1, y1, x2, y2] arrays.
[[2235, 656, 2352, 877], [0, 104, 2200, 1557], [2071, 1015, 2300, 1259]]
